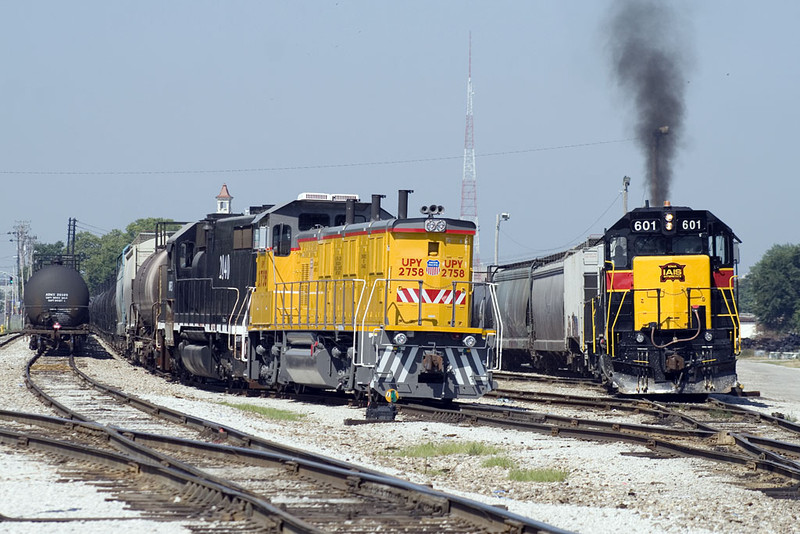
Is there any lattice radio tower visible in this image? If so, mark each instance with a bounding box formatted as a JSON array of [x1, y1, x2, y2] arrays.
[[461, 33, 481, 271]]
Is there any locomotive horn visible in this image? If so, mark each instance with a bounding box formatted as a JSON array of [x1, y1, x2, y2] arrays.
[[420, 205, 430, 215], [428, 204, 438, 214]]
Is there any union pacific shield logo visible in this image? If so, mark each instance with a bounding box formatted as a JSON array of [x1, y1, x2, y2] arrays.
[[426, 259, 440, 276], [660, 262, 686, 282]]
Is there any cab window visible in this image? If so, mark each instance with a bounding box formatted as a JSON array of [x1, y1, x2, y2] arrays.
[[272, 224, 292, 256], [673, 235, 703, 255], [633, 235, 667, 255], [298, 213, 330, 231], [609, 236, 628, 268], [709, 234, 730, 266]]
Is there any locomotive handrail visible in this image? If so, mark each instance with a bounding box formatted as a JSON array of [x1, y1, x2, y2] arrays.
[[607, 289, 630, 358], [356, 277, 423, 367], [225, 287, 241, 349], [273, 278, 366, 331], [607, 285, 741, 358], [718, 276, 742, 354], [357, 278, 388, 367], [230, 287, 254, 361], [173, 277, 240, 331], [447, 279, 502, 369], [487, 282, 504, 370]]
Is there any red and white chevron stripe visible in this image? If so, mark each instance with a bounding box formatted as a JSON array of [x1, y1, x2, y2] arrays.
[[396, 288, 466, 305]]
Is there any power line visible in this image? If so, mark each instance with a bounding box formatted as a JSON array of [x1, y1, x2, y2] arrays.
[[497, 192, 622, 259], [0, 138, 635, 176], [75, 220, 113, 235]]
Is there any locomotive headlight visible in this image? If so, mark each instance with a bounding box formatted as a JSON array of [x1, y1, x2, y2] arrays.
[[393, 332, 408, 346], [463, 335, 477, 348], [664, 212, 674, 231], [704, 331, 714, 342], [635, 332, 646, 343], [425, 219, 447, 232]]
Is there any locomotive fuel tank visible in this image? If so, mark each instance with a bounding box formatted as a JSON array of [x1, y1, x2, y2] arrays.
[[24, 264, 90, 328]]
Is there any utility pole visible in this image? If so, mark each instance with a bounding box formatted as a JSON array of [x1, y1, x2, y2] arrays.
[[622, 176, 631, 214], [9, 221, 35, 317], [494, 213, 510, 266], [67, 217, 77, 255]]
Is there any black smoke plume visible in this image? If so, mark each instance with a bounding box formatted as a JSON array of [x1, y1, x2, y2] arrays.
[[607, 0, 692, 206]]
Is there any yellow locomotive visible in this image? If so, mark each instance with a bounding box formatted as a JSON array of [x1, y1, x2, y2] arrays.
[[246, 191, 499, 401], [492, 202, 740, 395], [600, 202, 740, 393], [91, 190, 499, 407]]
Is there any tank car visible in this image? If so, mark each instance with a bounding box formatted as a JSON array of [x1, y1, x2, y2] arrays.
[[90, 224, 182, 359], [100, 190, 499, 405], [489, 203, 741, 395], [24, 255, 90, 354]]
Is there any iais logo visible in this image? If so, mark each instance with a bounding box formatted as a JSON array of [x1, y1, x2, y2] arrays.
[[660, 262, 686, 282]]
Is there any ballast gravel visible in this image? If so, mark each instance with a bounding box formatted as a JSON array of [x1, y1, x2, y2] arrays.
[[1, 337, 798, 534]]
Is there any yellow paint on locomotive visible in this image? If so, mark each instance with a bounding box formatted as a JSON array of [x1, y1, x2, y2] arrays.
[[249, 228, 482, 335], [633, 255, 712, 330]]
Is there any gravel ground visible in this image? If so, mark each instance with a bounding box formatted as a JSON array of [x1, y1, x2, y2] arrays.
[[1, 338, 799, 534]]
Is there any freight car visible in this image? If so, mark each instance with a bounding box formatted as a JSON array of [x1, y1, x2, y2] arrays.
[[490, 203, 741, 395], [24, 254, 90, 354], [92, 189, 499, 404]]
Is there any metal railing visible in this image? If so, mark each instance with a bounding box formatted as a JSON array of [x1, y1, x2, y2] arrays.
[[272, 278, 367, 330], [605, 286, 741, 357]]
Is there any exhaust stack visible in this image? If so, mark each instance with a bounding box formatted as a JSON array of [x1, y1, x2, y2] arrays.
[[397, 189, 413, 219], [371, 194, 385, 221]]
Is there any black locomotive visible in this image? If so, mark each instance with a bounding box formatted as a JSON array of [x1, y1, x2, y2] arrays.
[[490, 203, 741, 395]]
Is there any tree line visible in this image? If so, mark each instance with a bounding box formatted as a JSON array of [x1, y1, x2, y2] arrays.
[[738, 243, 800, 333], [34, 218, 174, 295]]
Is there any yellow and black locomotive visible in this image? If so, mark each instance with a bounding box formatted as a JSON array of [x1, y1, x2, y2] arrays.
[[92, 190, 499, 404], [599, 203, 740, 393], [491, 202, 740, 395]]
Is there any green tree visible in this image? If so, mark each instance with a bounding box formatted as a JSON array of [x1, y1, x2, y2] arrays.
[[37, 218, 175, 294], [34, 241, 66, 256], [748, 243, 800, 332], [737, 275, 753, 314]]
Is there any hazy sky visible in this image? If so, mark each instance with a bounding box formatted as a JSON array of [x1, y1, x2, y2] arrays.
[[1, 1, 797, 277]]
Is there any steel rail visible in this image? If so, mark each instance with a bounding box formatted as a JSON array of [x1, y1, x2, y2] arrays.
[[0, 423, 321, 533], [454, 402, 717, 439], [400, 403, 800, 482], [708, 396, 800, 436], [22, 346, 575, 533], [489, 388, 670, 416]]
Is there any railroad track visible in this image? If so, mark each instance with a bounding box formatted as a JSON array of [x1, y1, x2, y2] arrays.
[[492, 370, 601, 388], [400, 390, 800, 493], [1, 335, 573, 533]]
